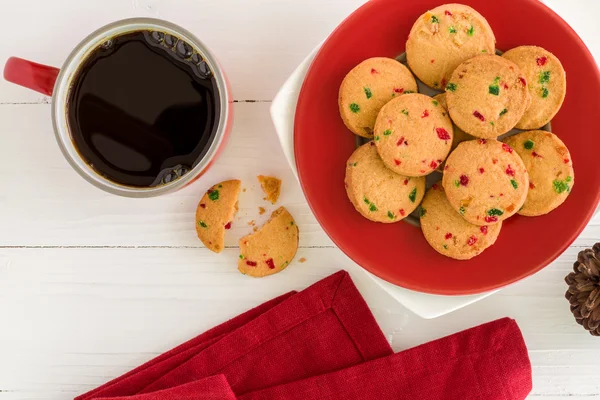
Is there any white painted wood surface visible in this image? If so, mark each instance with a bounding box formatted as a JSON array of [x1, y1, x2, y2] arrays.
[[0, 0, 599, 398]]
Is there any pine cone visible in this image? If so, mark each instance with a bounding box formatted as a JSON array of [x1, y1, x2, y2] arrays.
[[565, 243, 600, 336]]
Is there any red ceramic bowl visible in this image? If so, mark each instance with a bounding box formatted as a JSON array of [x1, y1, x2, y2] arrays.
[[295, 0, 600, 295]]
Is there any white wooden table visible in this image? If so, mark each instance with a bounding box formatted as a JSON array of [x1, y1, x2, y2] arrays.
[[0, 0, 599, 398]]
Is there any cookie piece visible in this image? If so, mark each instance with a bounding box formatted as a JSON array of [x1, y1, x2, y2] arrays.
[[258, 175, 282, 204], [345, 142, 426, 222], [420, 182, 502, 260], [502, 46, 567, 130], [503, 130, 574, 216], [442, 139, 529, 225], [433, 93, 474, 170], [238, 207, 299, 278], [339, 57, 418, 138], [445, 54, 531, 138], [374, 93, 454, 176], [195, 180, 241, 253], [406, 4, 496, 89]]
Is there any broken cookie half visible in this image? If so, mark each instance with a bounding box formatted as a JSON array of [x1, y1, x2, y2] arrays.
[[195, 179, 241, 253], [238, 207, 299, 277]]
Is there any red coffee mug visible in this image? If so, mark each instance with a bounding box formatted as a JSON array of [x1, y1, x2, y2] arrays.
[[4, 18, 233, 197]]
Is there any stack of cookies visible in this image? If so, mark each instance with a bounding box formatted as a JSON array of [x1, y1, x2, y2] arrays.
[[341, 3, 574, 260]]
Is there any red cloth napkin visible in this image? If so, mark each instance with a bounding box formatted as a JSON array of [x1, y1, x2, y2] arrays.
[[77, 291, 297, 400], [240, 317, 532, 400], [78, 271, 393, 399], [95, 376, 236, 400], [78, 271, 532, 400]]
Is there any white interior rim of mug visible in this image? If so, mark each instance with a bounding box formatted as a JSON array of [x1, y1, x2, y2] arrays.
[[51, 18, 230, 198]]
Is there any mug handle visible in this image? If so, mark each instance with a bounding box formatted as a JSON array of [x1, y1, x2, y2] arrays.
[[4, 57, 60, 96]]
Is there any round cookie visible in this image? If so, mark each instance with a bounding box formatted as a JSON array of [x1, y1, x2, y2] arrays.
[[442, 139, 529, 225], [406, 4, 496, 89], [196, 179, 241, 253], [503, 130, 574, 216], [433, 93, 473, 170], [345, 142, 426, 223], [238, 207, 299, 278], [374, 93, 454, 176], [445, 54, 531, 138], [339, 57, 418, 138], [502, 46, 567, 130], [420, 182, 502, 260]]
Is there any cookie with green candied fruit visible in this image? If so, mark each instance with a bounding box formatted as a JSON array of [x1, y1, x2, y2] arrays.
[[339, 57, 418, 138], [196, 179, 241, 253], [442, 139, 529, 225], [406, 3, 496, 89], [420, 182, 502, 260], [374, 93, 453, 177], [503, 130, 574, 216], [345, 142, 425, 223], [502, 46, 567, 130], [445, 54, 531, 138], [238, 207, 299, 278]]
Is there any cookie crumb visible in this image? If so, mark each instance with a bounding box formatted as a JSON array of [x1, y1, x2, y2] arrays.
[[259, 207, 266, 215], [258, 175, 282, 204], [248, 220, 255, 226], [253, 226, 259, 232], [243, 188, 247, 192], [299, 257, 307, 263]]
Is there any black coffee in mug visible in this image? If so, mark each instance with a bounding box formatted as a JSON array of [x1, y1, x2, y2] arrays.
[[66, 30, 221, 187]]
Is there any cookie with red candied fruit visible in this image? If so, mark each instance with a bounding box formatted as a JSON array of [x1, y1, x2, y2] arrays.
[[374, 93, 453, 177], [503, 130, 574, 216], [238, 207, 299, 278], [442, 139, 529, 225], [196, 180, 241, 253], [445, 55, 531, 138], [420, 182, 502, 260], [339, 57, 418, 138], [406, 4, 496, 89], [432, 93, 473, 170], [345, 142, 425, 223], [502, 46, 567, 130]]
